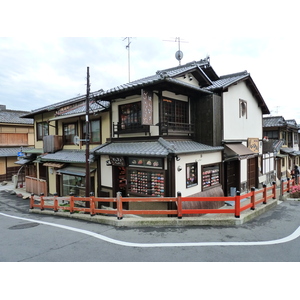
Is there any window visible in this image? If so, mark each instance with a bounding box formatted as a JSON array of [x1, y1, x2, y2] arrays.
[[82, 119, 101, 144], [37, 122, 49, 141], [239, 99, 247, 118], [63, 122, 77, 144], [62, 174, 86, 196], [186, 162, 198, 188], [263, 130, 279, 139], [119, 102, 141, 129], [163, 98, 189, 125]]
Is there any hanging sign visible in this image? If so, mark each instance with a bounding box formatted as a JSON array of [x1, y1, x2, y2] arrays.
[[248, 138, 259, 153], [141, 89, 153, 125]]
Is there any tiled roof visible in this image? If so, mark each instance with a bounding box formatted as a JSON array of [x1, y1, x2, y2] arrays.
[[55, 100, 110, 117], [40, 150, 90, 163], [204, 71, 249, 91], [94, 138, 223, 157], [0, 109, 33, 125], [263, 116, 286, 127], [0, 147, 34, 157]]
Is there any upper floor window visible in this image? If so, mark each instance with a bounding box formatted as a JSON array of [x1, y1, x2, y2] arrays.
[[37, 122, 49, 141], [119, 102, 141, 129], [63, 122, 77, 144], [162, 98, 188, 125], [239, 99, 247, 119], [82, 119, 101, 144]]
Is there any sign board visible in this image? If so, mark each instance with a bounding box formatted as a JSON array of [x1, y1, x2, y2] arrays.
[[141, 89, 153, 125], [248, 138, 259, 153], [17, 152, 25, 157]]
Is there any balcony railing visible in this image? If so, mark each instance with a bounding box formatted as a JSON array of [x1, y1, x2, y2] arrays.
[[161, 122, 194, 136], [113, 122, 150, 137]]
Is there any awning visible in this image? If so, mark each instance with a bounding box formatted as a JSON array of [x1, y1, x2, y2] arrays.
[[224, 144, 255, 160], [14, 158, 33, 165], [43, 162, 65, 168], [57, 166, 95, 177]]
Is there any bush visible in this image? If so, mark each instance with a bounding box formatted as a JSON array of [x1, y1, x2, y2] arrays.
[[290, 185, 300, 198]]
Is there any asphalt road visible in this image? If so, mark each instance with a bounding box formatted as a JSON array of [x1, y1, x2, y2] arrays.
[[1, 189, 300, 262]]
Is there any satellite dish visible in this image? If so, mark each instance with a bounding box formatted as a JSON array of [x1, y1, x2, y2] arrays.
[[175, 50, 183, 61], [73, 136, 80, 146]]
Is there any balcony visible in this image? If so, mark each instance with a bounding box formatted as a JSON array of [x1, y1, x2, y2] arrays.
[[43, 135, 63, 153], [113, 122, 150, 137], [160, 122, 194, 136]]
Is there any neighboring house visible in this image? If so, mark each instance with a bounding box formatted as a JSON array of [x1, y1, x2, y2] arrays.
[[0, 105, 34, 182], [263, 116, 300, 180], [21, 97, 110, 196]]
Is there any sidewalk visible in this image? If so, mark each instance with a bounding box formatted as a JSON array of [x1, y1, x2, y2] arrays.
[[0, 181, 282, 227]]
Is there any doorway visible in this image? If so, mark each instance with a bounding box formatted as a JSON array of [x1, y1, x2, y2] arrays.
[[225, 160, 240, 196]]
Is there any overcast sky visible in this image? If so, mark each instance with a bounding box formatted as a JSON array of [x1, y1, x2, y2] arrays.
[[1, 1, 300, 123]]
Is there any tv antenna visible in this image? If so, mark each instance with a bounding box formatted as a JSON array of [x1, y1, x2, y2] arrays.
[[163, 37, 188, 65], [123, 37, 133, 82]]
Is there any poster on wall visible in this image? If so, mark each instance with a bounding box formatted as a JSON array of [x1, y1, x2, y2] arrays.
[[141, 89, 153, 125]]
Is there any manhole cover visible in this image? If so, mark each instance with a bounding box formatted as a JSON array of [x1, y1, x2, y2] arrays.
[[9, 223, 39, 230]]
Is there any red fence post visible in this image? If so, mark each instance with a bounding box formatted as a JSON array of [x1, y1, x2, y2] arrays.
[[235, 191, 241, 218], [251, 187, 256, 210], [287, 178, 291, 193], [69, 193, 74, 214], [30, 193, 34, 209], [53, 193, 58, 212], [177, 192, 182, 219], [116, 192, 123, 220], [263, 184, 267, 204], [90, 192, 95, 216], [40, 193, 44, 211], [272, 181, 276, 199]]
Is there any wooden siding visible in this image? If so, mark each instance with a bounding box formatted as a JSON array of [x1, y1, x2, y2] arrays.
[[0, 133, 28, 146]]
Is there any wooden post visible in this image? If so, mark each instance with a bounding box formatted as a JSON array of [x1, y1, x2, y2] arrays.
[[40, 193, 44, 211], [177, 191, 182, 219], [116, 191, 123, 220], [53, 193, 58, 212], [263, 184, 267, 204], [251, 187, 256, 210], [235, 191, 241, 218]]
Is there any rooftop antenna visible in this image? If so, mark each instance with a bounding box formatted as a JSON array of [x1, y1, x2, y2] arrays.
[[163, 37, 188, 65], [123, 37, 132, 82]]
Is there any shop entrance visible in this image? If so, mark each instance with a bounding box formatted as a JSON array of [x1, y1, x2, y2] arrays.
[[113, 166, 128, 209], [224, 160, 240, 196]]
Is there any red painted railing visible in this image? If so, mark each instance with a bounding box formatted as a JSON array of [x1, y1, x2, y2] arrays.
[[29, 182, 278, 220]]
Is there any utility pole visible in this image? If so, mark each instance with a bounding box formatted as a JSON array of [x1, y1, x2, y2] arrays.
[[85, 66, 90, 198]]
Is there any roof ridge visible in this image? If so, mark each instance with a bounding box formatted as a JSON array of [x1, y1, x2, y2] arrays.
[[219, 71, 248, 79]]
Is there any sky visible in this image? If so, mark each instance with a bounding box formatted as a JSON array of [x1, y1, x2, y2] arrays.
[[1, 1, 300, 123]]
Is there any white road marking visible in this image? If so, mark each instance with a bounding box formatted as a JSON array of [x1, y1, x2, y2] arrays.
[[1, 212, 300, 248]]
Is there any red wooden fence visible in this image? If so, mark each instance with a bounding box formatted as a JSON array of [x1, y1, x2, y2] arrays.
[[30, 182, 279, 220]]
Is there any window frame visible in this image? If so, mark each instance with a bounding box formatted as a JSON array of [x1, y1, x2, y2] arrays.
[[63, 122, 77, 145], [36, 121, 49, 141], [186, 162, 198, 188], [239, 99, 248, 119], [119, 101, 142, 130], [162, 97, 189, 125], [82, 118, 101, 144]]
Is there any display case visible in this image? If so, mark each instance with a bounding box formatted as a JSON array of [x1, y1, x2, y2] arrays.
[[202, 165, 220, 189], [128, 169, 165, 197]]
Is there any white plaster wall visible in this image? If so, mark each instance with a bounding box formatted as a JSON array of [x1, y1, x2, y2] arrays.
[[175, 151, 222, 197], [101, 155, 113, 187], [223, 81, 263, 142]]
